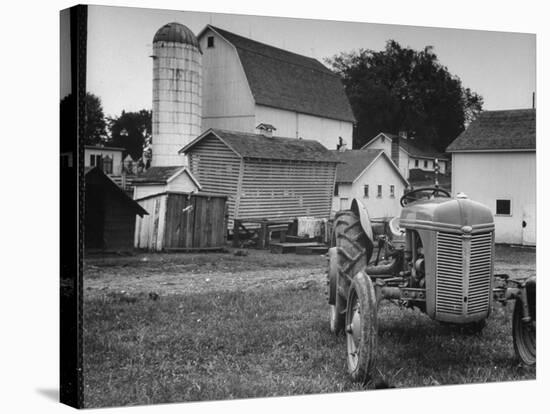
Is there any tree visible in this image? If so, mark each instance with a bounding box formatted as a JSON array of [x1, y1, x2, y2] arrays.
[[326, 40, 483, 151], [108, 110, 152, 161], [60, 92, 108, 146]]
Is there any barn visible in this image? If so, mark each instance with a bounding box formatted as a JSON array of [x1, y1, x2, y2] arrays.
[[196, 25, 355, 150], [446, 109, 536, 245], [84, 167, 148, 252], [331, 149, 409, 219], [179, 128, 339, 227]]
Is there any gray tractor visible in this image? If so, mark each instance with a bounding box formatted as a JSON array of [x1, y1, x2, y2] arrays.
[[327, 188, 536, 382]]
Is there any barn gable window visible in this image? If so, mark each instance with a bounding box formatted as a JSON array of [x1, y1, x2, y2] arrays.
[[390, 185, 395, 198], [334, 183, 339, 196], [496, 199, 512, 216], [415, 159, 419, 167], [364, 185, 369, 198], [377, 185, 382, 198], [207, 36, 215, 48], [424, 160, 428, 168]]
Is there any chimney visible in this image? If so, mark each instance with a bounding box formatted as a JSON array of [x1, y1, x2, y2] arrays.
[[391, 134, 401, 167], [256, 123, 276, 138]]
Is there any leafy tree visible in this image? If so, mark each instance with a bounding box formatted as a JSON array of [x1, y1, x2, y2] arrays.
[[108, 110, 152, 161], [327, 40, 483, 151], [60, 92, 108, 146]]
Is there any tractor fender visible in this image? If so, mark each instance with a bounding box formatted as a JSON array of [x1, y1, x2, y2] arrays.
[[350, 199, 374, 242]]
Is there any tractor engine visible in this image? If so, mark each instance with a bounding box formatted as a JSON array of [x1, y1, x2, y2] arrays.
[[399, 194, 495, 323]]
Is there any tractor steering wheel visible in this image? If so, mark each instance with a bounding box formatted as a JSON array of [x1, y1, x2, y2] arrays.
[[400, 187, 451, 207]]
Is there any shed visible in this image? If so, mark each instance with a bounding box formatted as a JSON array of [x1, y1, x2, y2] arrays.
[[179, 128, 339, 227], [84, 167, 148, 252], [132, 166, 202, 200], [134, 191, 227, 251]]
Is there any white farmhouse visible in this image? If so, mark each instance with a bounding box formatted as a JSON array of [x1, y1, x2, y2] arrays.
[[446, 109, 536, 245], [361, 132, 449, 179], [197, 25, 355, 150], [84, 145, 125, 176], [331, 149, 409, 219]]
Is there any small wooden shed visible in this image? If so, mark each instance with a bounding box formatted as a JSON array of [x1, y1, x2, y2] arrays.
[[179, 128, 339, 227], [84, 167, 148, 252], [134, 191, 227, 251]]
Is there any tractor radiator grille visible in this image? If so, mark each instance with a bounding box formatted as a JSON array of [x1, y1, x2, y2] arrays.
[[436, 232, 492, 317], [467, 232, 492, 314]]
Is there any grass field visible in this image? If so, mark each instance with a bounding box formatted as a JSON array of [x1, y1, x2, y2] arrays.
[[83, 245, 535, 408]]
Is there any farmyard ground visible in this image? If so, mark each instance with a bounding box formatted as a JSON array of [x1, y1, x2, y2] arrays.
[[83, 245, 535, 408]]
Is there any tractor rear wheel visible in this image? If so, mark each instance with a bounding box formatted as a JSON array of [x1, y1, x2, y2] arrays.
[[345, 271, 378, 383], [327, 247, 345, 334], [332, 211, 372, 282], [513, 299, 536, 366]]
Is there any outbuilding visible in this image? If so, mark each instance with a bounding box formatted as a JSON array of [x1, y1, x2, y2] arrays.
[[84, 167, 148, 252], [132, 166, 202, 199], [331, 149, 409, 219], [179, 128, 339, 227], [446, 109, 536, 245]]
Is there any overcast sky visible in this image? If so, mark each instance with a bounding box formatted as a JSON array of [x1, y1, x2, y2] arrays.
[[75, 4, 536, 117]]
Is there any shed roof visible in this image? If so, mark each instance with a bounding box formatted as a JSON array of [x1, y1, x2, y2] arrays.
[[446, 109, 536, 152], [133, 166, 202, 189], [331, 149, 408, 184], [201, 25, 355, 123], [84, 167, 148, 217], [180, 128, 339, 163]]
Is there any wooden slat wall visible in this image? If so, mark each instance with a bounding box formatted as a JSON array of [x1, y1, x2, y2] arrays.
[[187, 135, 241, 226], [134, 195, 167, 250], [238, 160, 337, 221], [135, 192, 227, 250]]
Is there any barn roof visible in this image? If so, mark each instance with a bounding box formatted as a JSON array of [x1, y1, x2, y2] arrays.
[[180, 128, 339, 163], [202, 25, 355, 123], [331, 149, 408, 184], [446, 109, 536, 152], [133, 166, 201, 188], [84, 167, 148, 217]]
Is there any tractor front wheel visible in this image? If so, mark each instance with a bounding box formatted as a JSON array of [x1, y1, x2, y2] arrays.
[[327, 248, 345, 334], [512, 298, 536, 366], [345, 271, 378, 383]]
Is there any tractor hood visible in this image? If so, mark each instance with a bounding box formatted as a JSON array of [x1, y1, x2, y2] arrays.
[[399, 197, 494, 234]]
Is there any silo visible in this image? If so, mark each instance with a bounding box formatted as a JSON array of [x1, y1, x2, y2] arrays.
[[151, 22, 202, 167]]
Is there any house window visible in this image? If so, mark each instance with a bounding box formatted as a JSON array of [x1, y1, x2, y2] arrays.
[[424, 160, 428, 168], [496, 199, 512, 216], [334, 183, 339, 196], [364, 185, 369, 198], [377, 185, 382, 198], [90, 154, 102, 168], [390, 185, 395, 198], [415, 159, 419, 167], [207, 36, 215, 48], [103, 155, 113, 174]]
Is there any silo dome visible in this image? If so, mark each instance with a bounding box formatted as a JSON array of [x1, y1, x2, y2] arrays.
[[153, 22, 200, 49]]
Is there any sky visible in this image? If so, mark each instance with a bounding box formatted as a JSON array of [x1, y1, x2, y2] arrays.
[[76, 4, 536, 118]]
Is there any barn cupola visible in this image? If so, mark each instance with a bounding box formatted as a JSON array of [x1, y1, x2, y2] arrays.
[[256, 123, 276, 138]]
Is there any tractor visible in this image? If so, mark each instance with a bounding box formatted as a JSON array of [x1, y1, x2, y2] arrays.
[[327, 187, 536, 382]]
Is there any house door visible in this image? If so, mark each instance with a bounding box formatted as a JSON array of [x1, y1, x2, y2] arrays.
[[522, 203, 536, 246]]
